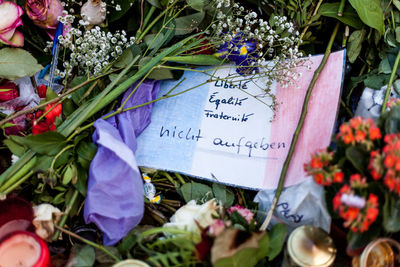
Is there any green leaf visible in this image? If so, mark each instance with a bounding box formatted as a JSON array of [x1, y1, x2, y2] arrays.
[[379, 56, 392, 74], [347, 29, 367, 63], [144, 33, 166, 50], [63, 99, 76, 117], [46, 87, 58, 101], [138, 57, 174, 80], [74, 165, 89, 197], [114, 49, 134, 68], [179, 182, 213, 203], [164, 55, 223, 65], [385, 105, 400, 133], [396, 27, 400, 43], [364, 73, 390, 89], [213, 232, 269, 267], [266, 223, 286, 261], [108, 0, 136, 22], [383, 193, 400, 232], [187, 0, 204, 11], [318, 3, 363, 29], [0, 48, 43, 80], [146, 0, 161, 8], [118, 228, 138, 254], [67, 244, 96, 267], [345, 146, 365, 174], [394, 0, 400, 11], [63, 163, 77, 185], [148, 20, 176, 57], [95, 247, 121, 264], [33, 155, 52, 172], [348, 0, 385, 34], [3, 138, 25, 156], [12, 131, 66, 156], [212, 183, 234, 207], [175, 12, 205, 35], [347, 227, 379, 251], [70, 76, 93, 105], [77, 141, 97, 169]]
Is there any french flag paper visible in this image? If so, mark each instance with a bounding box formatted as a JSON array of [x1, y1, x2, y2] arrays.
[[136, 50, 345, 190]]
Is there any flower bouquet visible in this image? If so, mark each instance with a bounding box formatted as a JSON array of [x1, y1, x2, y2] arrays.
[[0, 0, 308, 265], [305, 101, 400, 253]]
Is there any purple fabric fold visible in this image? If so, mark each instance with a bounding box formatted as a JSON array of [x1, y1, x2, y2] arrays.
[[84, 80, 160, 245]]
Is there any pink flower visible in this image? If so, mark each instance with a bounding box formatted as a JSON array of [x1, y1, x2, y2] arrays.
[[0, 1, 24, 47], [228, 205, 254, 223], [208, 219, 225, 236], [24, 0, 63, 39]]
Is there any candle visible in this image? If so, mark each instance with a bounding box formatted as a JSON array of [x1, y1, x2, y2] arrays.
[[283, 225, 336, 267], [0, 197, 33, 240], [0, 231, 51, 267]]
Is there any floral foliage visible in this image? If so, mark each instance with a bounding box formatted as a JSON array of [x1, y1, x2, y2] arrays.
[[306, 109, 400, 249]]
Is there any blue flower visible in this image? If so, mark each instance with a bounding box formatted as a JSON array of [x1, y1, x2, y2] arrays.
[[215, 34, 259, 75]]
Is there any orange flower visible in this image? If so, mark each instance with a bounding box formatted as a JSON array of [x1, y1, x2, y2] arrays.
[[355, 130, 366, 142], [313, 173, 324, 185], [344, 207, 359, 221], [349, 117, 363, 128], [333, 194, 341, 211], [369, 127, 381, 140], [339, 124, 351, 134], [384, 154, 396, 168], [343, 133, 355, 144], [370, 169, 381, 180], [310, 157, 323, 169], [384, 175, 396, 191], [333, 172, 344, 183]]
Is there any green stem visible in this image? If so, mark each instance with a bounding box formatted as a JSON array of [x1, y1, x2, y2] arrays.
[[54, 225, 121, 262], [50, 145, 74, 171], [338, 0, 346, 16], [2, 171, 34, 195], [137, 0, 179, 42], [163, 172, 179, 186], [381, 48, 400, 114], [53, 190, 79, 241], [299, 0, 324, 44], [0, 156, 37, 192], [0, 72, 111, 127], [259, 22, 340, 231], [174, 173, 186, 184], [142, 6, 157, 31]]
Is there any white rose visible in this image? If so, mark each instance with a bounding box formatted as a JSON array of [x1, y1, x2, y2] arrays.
[[164, 199, 218, 234]]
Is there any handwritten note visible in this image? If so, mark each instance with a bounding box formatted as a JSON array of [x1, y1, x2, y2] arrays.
[[136, 51, 345, 189]]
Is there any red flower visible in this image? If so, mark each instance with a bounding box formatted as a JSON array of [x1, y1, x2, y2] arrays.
[[31, 103, 62, 135], [32, 119, 56, 135], [44, 103, 62, 123], [0, 81, 19, 102], [37, 84, 47, 98]]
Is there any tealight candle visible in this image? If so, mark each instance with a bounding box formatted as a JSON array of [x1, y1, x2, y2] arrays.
[[0, 231, 51, 267]]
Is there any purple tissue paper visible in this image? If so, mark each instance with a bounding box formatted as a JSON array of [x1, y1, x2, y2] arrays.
[[84, 80, 160, 245]]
